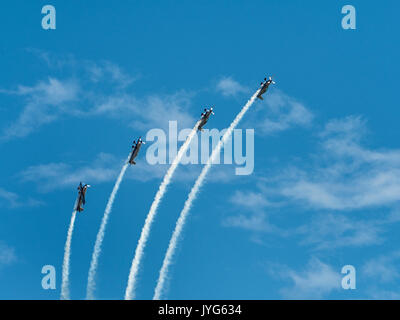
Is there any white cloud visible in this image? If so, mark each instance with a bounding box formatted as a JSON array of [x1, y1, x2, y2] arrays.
[[223, 116, 400, 249], [19, 152, 235, 192], [296, 213, 383, 250], [92, 91, 196, 131], [0, 187, 43, 208], [223, 188, 389, 249], [279, 116, 400, 210], [366, 289, 400, 300], [230, 190, 270, 211], [1, 78, 79, 140], [223, 212, 274, 233], [0, 53, 195, 141], [270, 257, 341, 299], [0, 188, 19, 208], [247, 90, 313, 135], [222, 190, 279, 233], [216, 77, 248, 97], [85, 60, 135, 88], [27, 49, 135, 88], [0, 242, 16, 267], [221, 115, 400, 249], [363, 251, 400, 283], [19, 153, 122, 191]]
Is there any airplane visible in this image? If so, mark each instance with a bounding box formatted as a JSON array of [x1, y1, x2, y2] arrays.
[[256, 76, 275, 100], [197, 107, 215, 131], [129, 137, 145, 165], [76, 182, 90, 212]]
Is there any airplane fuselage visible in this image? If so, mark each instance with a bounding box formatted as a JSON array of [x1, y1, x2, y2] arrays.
[[129, 142, 143, 165], [198, 111, 213, 131], [76, 195, 84, 212], [257, 80, 273, 100], [76, 185, 88, 212]]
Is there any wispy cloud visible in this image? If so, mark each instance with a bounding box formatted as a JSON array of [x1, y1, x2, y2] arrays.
[[223, 212, 274, 233], [229, 190, 271, 210], [362, 251, 400, 283], [0, 187, 43, 208], [27, 49, 135, 88], [248, 90, 314, 135], [0, 242, 16, 267], [269, 257, 341, 299], [18, 152, 222, 192], [19, 153, 121, 192], [0, 188, 20, 208], [223, 188, 392, 249], [280, 116, 400, 210], [222, 190, 276, 233], [295, 213, 384, 250], [1, 78, 79, 141], [222, 116, 400, 249], [216, 77, 248, 97], [85, 60, 135, 88], [0, 51, 195, 141], [365, 289, 400, 300], [359, 251, 400, 299], [92, 91, 195, 131]]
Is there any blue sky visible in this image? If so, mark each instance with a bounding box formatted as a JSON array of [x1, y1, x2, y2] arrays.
[[1, 0, 400, 299]]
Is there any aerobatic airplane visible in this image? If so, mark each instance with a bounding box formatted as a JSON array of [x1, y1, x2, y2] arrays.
[[129, 137, 145, 165], [197, 107, 215, 131], [76, 182, 90, 212], [257, 76, 275, 100]]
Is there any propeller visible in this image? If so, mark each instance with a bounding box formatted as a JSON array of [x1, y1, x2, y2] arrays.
[[269, 76, 276, 84]]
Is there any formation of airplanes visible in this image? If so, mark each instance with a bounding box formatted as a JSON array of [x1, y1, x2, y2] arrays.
[[75, 76, 274, 209]]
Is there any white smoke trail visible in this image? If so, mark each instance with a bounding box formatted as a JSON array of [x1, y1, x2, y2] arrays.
[[86, 156, 130, 300], [153, 90, 259, 300], [124, 121, 200, 300], [60, 203, 78, 300]]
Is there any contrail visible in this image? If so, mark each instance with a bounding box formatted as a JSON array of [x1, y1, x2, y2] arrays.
[[153, 90, 260, 300], [86, 156, 130, 300], [60, 202, 78, 300], [125, 121, 200, 300]]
